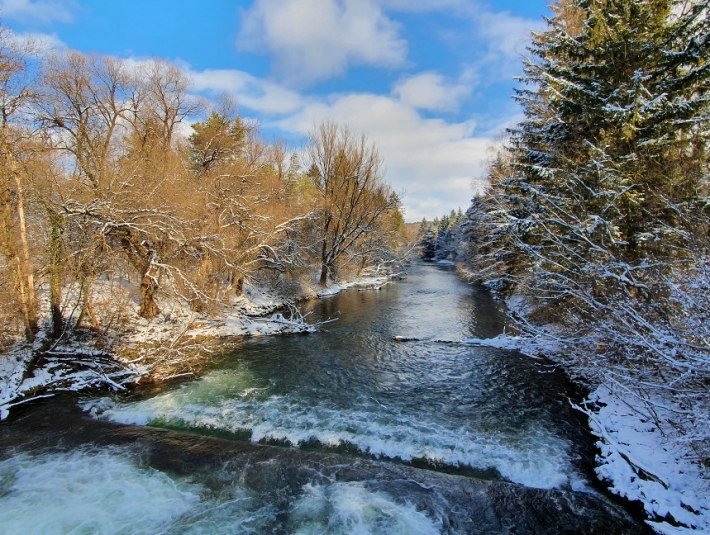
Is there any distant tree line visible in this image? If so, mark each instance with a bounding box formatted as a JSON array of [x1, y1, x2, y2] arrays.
[[0, 29, 404, 350], [418, 209, 465, 262]]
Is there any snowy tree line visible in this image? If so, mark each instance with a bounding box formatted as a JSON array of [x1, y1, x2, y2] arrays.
[[457, 1, 707, 526], [417, 209, 466, 262], [0, 29, 405, 353]]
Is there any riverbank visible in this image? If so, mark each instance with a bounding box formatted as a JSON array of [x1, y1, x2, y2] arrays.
[[2, 261, 652, 533], [0, 272, 394, 421], [452, 263, 708, 534]]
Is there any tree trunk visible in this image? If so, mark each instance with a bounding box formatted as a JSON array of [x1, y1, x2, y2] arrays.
[[234, 275, 244, 297], [140, 274, 160, 318], [7, 155, 38, 342], [139, 247, 160, 319], [77, 274, 101, 331], [48, 209, 64, 338], [319, 263, 329, 286]]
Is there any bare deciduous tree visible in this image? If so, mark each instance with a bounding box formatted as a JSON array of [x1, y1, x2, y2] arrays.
[[308, 122, 400, 285], [0, 29, 38, 342]]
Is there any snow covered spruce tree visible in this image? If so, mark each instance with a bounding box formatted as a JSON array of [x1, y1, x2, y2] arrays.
[[495, 0, 707, 372], [464, 0, 708, 511], [462, 151, 525, 291]]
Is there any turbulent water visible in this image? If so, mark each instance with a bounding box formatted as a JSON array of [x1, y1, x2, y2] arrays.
[[0, 447, 441, 534], [90, 263, 589, 490], [1, 263, 642, 534]]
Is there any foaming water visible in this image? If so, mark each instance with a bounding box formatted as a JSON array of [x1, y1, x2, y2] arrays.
[[0, 449, 214, 534], [289, 482, 441, 534], [0, 447, 445, 534], [89, 263, 590, 491], [94, 392, 575, 489]]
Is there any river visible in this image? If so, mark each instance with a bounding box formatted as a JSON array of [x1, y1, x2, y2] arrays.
[[0, 262, 644, 533]]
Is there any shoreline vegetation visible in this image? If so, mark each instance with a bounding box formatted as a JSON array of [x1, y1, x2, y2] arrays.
[[0, 270, 401, 420], [413, 1, 708, 531]]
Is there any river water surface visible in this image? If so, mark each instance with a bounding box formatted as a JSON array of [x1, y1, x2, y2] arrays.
[[94, 262, 586, 489], [0, 262, 643, 533]]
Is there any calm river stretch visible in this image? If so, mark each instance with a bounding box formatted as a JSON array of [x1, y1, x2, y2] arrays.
[[0, 263, 643, 533]]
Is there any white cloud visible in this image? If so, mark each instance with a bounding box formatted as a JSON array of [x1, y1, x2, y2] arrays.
[[189, 68, 304, 115], [384, 0, 540, 80], [0, 0, 76, 25], [273, 92, 500, 221], [392, 71, 470, 112], [376, 0, 467, 12], [238, 0, 407, 86], [151, 61, 493, 220], [473, 9, 540, 63]]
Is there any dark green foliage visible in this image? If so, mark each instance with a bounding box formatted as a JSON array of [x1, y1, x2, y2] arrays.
[[460, 4, 709, 493], [468, 0, 708, 307], [463, 0, 708, 385], [418, 210, 466, 261]]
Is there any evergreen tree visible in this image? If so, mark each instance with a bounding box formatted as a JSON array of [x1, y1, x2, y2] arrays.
[[419, 220, 438, 260], [188, 111, 249, 173], [499, 0, 707, 316], [464, 0, 708, 398], [459, 3, 709, 525]]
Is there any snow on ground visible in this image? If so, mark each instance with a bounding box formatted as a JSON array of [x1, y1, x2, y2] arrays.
[[316, 274, 393, 298], [582, 384, 708, 534], [233, 284, 291, 316], [461, 334, 562, 357], [0, 345, 34, 420], [125, 276, 395, 345], [463, 331, 709, 533], [460, 328, 708, 534], [1, 273, 395, 421], [499, 291, 708, 533], [124, 299, 313, 347], [0, 342, 144, 421]]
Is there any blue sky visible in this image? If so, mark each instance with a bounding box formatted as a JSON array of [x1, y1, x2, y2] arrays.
[[2, 0, 551, 221]]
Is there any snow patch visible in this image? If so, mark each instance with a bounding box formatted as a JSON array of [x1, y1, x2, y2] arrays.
[[316, 274, 393, 298], [462, 334, 562, 357], [0, 344, 142, 421], [0, 345, 34, 420]]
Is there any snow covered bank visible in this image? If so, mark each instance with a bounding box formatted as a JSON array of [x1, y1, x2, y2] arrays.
[[0, 345, 35, 420], [463, 326, 709, 533], [0, 295, 315, 421], [0, 342, 145, 421], [315, 273, 394, 297], [461, 334, 561, 357], [1, 273, 396, 421], [580, 385, 708, 534]]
